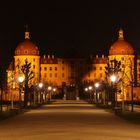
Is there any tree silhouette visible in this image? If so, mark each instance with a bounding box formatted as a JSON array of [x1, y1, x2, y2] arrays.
[[21, 59, 34, 108], [104, 58, 122, 106]]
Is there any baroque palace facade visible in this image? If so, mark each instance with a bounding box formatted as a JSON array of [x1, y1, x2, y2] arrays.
[[5, 28, 140, 101]]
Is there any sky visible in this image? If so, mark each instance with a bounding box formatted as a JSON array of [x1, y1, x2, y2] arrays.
[[0, 1, 140, 69]]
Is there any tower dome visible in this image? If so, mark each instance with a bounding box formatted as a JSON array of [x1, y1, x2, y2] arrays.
[[15, 28, 39, 56], [109, 29, 134, 55]]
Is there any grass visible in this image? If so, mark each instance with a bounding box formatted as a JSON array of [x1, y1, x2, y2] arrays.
[[0, 109, 23, 121], [118, 111, 140, 124], [96, 103, 140, 124]]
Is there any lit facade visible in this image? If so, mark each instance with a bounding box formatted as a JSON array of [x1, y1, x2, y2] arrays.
[[5, 28, 140, 101]]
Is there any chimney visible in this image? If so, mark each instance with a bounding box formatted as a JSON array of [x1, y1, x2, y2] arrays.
[[43, 55, 46, 59], [52, 55, 54, 59], [96, 55, 98, 58], [90, 55, 93, 59], [102, 55, 104, 58]]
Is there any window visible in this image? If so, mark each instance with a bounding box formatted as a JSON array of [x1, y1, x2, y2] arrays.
[[33, 65, 35, 69], [100, 67, 102, 70], [122, 64, 125, 68], [55, 73, 57, 77], [17, 50, 20, 54], [33, 58, 35, 62], [88, 66, 91, 71], [50, 67, 52, 71], [93, 67, 96, 70], [24, 50, 28, 54], [55, 67, 57, 71], [100, 73, 102, 77], [50, 73, 52, 78], [121, 57, 124, 61], [94, 73, 96, 77], [44, 73, 47, 78], [62, 67, 64, 70], [62, 73, 65, 78], [32, 50, 36, 54], [44, 67, 47, 71]]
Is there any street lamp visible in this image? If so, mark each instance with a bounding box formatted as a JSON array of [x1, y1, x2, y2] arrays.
[[110, 74, 117, 109], [94, 82, 100, 103], [88, 86, 93, 103], [38, 83, 43, 103], [48, 86, 52, 101], [18, 76, 24, 109]]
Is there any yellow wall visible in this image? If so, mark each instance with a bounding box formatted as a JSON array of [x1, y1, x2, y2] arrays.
[[109, 55, 134, 100], [14, 55, 40, 84]]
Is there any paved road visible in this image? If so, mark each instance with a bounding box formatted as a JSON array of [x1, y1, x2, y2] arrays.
[[0, 100, 140, 140]]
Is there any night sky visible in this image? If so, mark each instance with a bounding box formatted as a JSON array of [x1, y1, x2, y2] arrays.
[[0, 1, 140, 69]]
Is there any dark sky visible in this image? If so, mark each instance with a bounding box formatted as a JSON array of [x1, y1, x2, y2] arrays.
[[0, 1, 140, 68]]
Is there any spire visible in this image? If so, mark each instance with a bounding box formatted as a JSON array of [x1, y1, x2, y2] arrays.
[[25, 24, 30, 39], [118, 28, 124, 40]]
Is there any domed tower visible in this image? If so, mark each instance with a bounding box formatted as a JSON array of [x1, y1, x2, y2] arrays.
[[14, 26, 40, 84], [109, 29, 134, 100]]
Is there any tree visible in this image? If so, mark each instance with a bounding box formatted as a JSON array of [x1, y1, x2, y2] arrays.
[[21, 59, 34, 108], [105, 58, 122, 107]]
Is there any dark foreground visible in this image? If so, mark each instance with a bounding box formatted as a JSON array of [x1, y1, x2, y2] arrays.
[[0, 100, 140, 140]]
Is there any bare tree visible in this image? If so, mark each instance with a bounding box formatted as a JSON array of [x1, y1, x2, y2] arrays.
[[21, 59, 34, 108]]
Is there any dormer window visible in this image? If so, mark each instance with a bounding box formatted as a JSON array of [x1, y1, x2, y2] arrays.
[[24, 50, 28, 54], [32, 50, 36, 54], [16, 50, 20, 54]]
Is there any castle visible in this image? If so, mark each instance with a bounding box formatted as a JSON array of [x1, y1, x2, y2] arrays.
[[5, 28, 140, 101]]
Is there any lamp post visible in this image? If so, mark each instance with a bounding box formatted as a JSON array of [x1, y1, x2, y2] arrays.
[[94, 82, 100, 104], [38, 83, 43, 104], [88, 86, 93, 103], [84, 87, 88, 100], [110, 75, 117, 109], [18, 76, 24, 110], [48, 86, 52, 101]]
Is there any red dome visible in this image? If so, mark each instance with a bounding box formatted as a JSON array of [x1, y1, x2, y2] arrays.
[[15, 40, 39, 56], [109, 29, 134, 55]]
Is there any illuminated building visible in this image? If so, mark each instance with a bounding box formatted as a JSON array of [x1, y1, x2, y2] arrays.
[[5, 28, 140, 101], [82, 55, 107, 83], [109, 29, 134, 101]]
